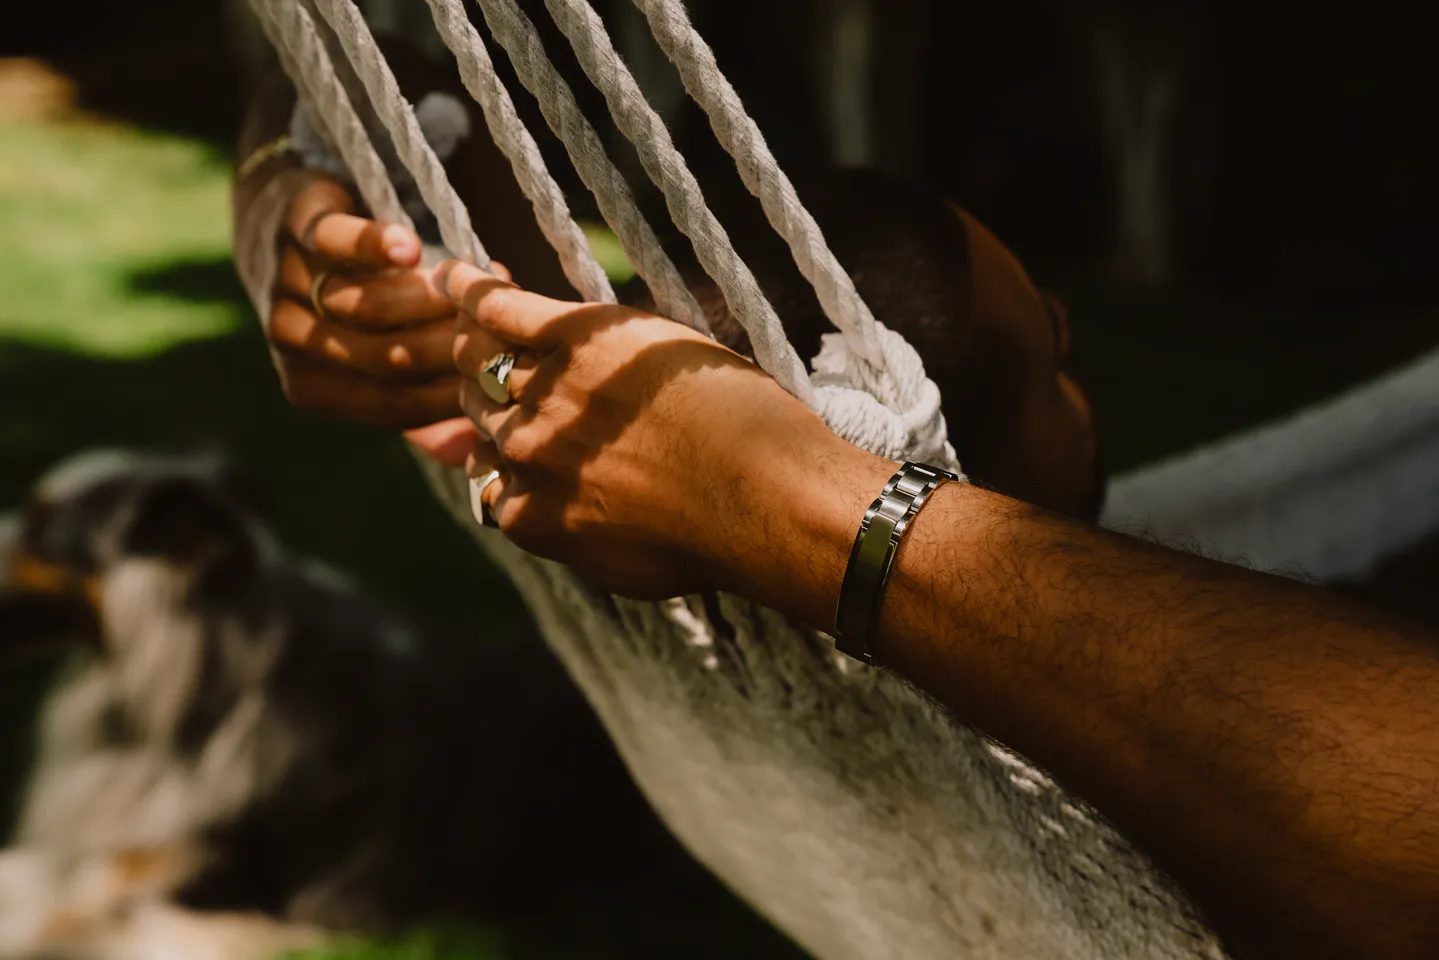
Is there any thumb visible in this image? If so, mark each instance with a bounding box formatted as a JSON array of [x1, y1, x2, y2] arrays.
[[404, 418, 480, 468]]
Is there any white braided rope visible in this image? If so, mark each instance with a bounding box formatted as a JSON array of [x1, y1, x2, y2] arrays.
[[630, 0, 953, 460], [464, 0, 710, 334], [308, 0, 490, 267], [537, 0, 815, 402], [632, 0, 884, 365], [537, 0, 954, 467], [245, 0, 410, 227], [423, 0, 615, 302]]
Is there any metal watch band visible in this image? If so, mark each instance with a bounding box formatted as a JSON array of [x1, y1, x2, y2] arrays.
[[833, 461, 960, 665]]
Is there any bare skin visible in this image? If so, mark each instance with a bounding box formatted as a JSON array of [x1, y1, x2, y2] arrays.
[[439, 262, 1439, 960], [232, 46, 572, 462]]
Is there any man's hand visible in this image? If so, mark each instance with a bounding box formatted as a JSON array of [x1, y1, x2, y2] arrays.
[[266, 175, 498, 432], [437, 259, 846, 600]]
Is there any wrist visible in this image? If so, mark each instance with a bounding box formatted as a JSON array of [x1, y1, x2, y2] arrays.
[[706, 427, 899, 631]]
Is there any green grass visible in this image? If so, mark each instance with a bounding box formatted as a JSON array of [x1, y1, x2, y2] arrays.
[[0, 120, 244, 357]]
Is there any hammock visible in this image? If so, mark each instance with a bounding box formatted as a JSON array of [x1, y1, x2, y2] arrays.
[[239, 1, 1439, 957]]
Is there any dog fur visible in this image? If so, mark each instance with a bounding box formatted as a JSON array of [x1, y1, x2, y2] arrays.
[[0, 449, 660, 959]]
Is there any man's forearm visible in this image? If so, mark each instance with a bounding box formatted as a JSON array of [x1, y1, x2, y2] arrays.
[[730, 437, 1439, 958]]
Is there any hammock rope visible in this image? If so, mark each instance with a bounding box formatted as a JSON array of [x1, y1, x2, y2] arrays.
[[309, 0, 491, 266], [258, 0, 954, 463], [535, 0, 814, 400], [631, 0, 887, 365], [238, 2, 1232, 957], [249, 0, 410, 227], [456, 0, 711, 331], [421, 0, 616, 303]]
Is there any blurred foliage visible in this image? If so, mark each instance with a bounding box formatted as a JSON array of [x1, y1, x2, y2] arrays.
[[579, 220, 636, 285], [0, 120, 243, 356]]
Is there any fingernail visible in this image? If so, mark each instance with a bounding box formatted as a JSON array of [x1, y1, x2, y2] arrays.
[[382, 225, 418, 263]]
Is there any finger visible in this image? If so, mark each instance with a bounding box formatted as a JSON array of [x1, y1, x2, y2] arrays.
[[502, 354, 542, 402], [270, 300, 458, 380], [468, 457, 511, 530], [487, 469, 521, 529], [278, 249, 453, 327], [405, 418, 482, 469], [284, 177, 419, 270], [453, 311, 513, 377], [454, 312, 545, 404], [312, 212, 421, 271], [434, 260, 569, 351], [464, 438, 500, 480], [278, 358, 463, 429], [454, 334, 543, 404], [460, 376, 523, 443]]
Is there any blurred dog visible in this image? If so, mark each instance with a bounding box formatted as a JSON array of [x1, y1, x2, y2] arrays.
[[0, 449, 640, 959]]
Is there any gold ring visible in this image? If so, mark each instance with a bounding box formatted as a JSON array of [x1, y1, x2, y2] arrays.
[[309, 270, 332, 320], [471, 469, 503, 528], [477, 352, 517, 404]]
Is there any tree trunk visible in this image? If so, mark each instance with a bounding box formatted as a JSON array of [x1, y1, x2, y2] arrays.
[[1091, 21, 1182, 290]]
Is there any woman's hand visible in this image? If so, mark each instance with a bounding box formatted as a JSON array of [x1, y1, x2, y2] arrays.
[[265, 175, 508, 432], [436, 259, 867, 601]]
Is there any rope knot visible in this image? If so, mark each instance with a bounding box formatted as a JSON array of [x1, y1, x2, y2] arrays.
[[811, 331, 960, 472]]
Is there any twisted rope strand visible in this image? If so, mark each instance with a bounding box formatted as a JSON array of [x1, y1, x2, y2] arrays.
[[424, 0, 615, 302], [246, 0, 409, 226], [538, 0, 814, 401], [466, 0, 711, 333], [308, 0, 490, 266], [632, 0, 886, 367]]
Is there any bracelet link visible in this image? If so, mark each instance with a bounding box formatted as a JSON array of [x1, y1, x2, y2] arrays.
[[833, 461, 960, 666]]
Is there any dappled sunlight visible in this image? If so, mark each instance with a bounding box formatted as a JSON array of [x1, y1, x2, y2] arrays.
[[0, 117, 244, 358]]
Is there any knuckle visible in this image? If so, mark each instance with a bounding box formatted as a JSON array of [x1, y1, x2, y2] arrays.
[[525, 385, 571, 424], [559, 502, 591, 539], [502, 511, 555, 555], [478, 284, 525, 334], [498, 425, 544, 467], [268, 301, 311, 349]]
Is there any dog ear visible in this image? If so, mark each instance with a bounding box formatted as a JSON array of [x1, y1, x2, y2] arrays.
[[120, 477, 256, 573]]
